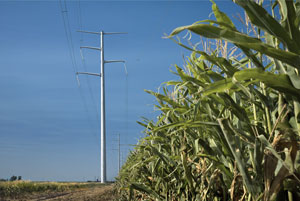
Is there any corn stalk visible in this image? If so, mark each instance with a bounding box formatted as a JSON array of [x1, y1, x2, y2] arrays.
[[116, 0, 300, 200]]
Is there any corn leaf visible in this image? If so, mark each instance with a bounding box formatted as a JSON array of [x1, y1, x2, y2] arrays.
[[234, 0, 300, 53], [233, 68, 300, 98], [169, 24, 300, 69]]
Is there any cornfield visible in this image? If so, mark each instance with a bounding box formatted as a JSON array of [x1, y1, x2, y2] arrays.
[[116, 0, 300, 200]]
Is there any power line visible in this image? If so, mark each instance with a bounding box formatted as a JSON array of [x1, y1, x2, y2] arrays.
[[59, 0, 100, 146], [77, 0, 101, 132], [59, 0, 77, 74]]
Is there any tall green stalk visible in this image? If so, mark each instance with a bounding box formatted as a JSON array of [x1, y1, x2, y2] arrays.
[[116, 1, 300, 200]]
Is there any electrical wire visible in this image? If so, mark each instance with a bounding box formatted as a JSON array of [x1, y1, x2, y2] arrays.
[[59, 0, 99, 145], [59, 0, 77, 74], [79, 50, 101, 131], [77, 0, 101, 132], [77, 0, 101, 149]]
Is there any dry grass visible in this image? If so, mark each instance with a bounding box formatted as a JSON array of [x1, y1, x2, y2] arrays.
[[0, 181, 113, 201]]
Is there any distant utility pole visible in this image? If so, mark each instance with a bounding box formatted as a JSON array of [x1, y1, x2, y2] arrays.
[[77, 30, 127, 183], [112, 134, 121, 173], [112, 135, 131, 174]]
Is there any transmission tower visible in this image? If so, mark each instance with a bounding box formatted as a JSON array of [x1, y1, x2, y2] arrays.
[[77, 30, 126, 183]]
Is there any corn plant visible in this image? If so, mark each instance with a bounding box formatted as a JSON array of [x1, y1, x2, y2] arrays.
[[116, 0, 300, 200]]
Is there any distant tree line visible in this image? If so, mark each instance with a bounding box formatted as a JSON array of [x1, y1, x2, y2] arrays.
[[0, 176, 22, 182]]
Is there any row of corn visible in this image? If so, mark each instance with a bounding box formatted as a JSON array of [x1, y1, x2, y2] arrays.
[[116, 0, 300, 200]]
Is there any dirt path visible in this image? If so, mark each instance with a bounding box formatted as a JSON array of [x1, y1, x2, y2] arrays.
[[1, 184, 116, 201]]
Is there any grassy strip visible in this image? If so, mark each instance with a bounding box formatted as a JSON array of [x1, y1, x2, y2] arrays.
[[0, 181, 104, 197]]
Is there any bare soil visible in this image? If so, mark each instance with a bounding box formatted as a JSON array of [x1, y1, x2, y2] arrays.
[[0, 184, 116, 201]]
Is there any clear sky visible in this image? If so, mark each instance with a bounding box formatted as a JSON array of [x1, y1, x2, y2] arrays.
[[0, 0, 241, 181]]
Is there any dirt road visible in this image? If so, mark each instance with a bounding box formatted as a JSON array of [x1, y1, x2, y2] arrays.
[[1, 184, 116, 201]]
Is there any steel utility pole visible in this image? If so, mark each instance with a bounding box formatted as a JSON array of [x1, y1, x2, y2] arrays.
[[77, 30, 126, 183]]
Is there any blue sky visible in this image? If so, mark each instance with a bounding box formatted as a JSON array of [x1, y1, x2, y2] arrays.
[[0, 0, 241, 181]]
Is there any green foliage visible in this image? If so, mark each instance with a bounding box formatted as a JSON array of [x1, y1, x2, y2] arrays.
[[116, 0, 300, 200], [9, 176, 18, 182]]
